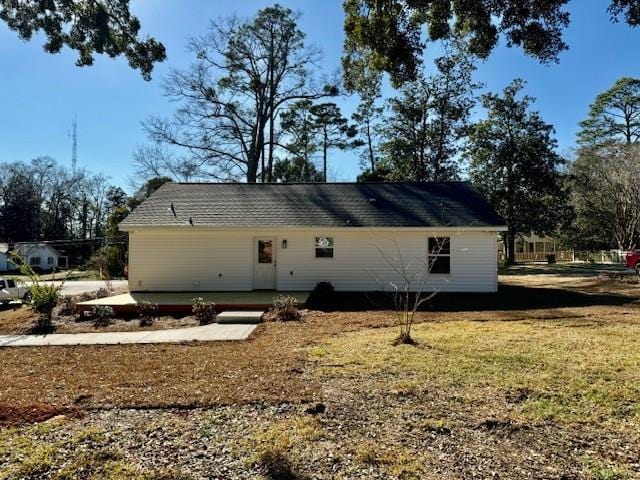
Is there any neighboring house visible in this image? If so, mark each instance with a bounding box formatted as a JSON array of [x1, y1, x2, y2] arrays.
[[12, 243, 69, 271], [497, 233, 558, 255], [497, 233, 572, 262], [514, 233, 557, 254], [119, 182, 507, 293]]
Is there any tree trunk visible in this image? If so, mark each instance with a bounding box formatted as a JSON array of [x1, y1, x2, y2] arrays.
[[247, 160, 258, 183], [261, 146, 265, 183], [248, 117, 267, 183], [81, 196, 88, 240], [267, 110, 275, 182], [506, 229, 516, 265], [323, 128, 328, 183], [366, 120, 375, 171], [266, 27, 275, 183]]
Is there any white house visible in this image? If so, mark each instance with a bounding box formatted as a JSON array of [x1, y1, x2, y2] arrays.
[[514, 233, 557, 255], [119, 182, 507, 293], [12, 243, 68, 271]]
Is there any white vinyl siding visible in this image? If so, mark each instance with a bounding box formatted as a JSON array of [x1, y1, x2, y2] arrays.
[[127, 228, 499, 293], [129, 230, 253, 291]]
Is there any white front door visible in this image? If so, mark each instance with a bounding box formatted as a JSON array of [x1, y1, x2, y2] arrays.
[[253, 238, 276, 289]]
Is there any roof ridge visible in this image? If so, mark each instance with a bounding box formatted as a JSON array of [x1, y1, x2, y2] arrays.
[[167, 181, 472, 186]]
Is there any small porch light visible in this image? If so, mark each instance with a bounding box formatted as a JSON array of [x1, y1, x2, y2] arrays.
[[282, 239, 288, 249]]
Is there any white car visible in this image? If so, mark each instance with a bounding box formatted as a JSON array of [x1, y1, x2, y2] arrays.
[[0, 278, 30, 305]]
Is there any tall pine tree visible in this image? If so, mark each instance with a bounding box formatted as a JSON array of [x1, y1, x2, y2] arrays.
[[466, 79, 564, 264]]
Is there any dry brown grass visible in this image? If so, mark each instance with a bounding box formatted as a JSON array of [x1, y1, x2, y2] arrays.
[[0, 310, 397, 409], [1, 270, 639, 478], [0, 271, 637, 412], [311, 318, 640, 424]]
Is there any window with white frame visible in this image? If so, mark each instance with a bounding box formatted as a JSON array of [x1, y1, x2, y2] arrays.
[[315, 236, 334, 258], [29, 257, 41, 266], [428, 237, 451, 274], [47, 256, 54, 265]]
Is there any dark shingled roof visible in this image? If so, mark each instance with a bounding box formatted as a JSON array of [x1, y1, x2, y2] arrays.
[[119, 182, 506, 229]]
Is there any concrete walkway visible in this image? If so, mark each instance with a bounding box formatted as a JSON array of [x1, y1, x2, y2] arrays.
[[40, 280, 129, 297], [0, 323, 256, 348]]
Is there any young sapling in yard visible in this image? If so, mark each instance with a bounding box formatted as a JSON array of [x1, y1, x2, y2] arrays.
[[371, 237, 447, 345]]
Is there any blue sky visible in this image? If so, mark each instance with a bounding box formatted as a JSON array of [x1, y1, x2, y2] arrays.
[[0, 0, 639, 191]]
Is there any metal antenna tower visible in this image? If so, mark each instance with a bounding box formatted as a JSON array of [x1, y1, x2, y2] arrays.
[[70, 117, 78, 171]]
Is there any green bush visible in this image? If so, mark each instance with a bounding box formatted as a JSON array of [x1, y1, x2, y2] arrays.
[[192, 297, 216, 325], [272, 295, 301, 322], [92, 305, 115, 327], [9, 252, 63, 332], [137, 301, 159, 326], [30, 284, 62, 332]]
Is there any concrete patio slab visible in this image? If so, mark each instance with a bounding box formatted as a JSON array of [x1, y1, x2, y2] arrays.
[[76, 291, 310, 314], [0, 323, 256, 348]]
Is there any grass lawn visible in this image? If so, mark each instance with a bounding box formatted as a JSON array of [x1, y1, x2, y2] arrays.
[[0, 269, 639, 479], [311, 319, 640, 424]]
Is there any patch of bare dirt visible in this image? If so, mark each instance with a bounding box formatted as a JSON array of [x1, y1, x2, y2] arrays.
[[0, 402, 82, 427]]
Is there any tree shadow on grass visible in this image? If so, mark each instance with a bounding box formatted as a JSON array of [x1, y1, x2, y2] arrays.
[[306, 284, 637, 313]]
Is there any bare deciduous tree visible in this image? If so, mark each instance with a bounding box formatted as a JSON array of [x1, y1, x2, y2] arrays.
[[370, 236, 450, 345], [570, 144, 640, 251], [142, 5, 337, 183], [133, 144, 202, 182]]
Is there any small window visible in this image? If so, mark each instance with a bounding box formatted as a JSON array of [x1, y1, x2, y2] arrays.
[[315, 237, 334, 258], [29, 257, 41, 266], [47, 256, 54, 265], [7, 280, 15, 288], [428, 237, 451, 274]]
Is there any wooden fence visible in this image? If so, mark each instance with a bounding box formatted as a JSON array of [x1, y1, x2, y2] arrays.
[[499, 250, 628, 264]]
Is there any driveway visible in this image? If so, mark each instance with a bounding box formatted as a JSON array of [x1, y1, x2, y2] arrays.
[[35, 280, 129, 296]]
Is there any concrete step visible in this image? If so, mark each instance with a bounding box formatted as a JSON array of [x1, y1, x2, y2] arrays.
[[216, 310, 264, 324]]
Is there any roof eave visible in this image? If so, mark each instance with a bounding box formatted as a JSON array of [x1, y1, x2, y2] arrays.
[[120, 224, 508, 232]]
